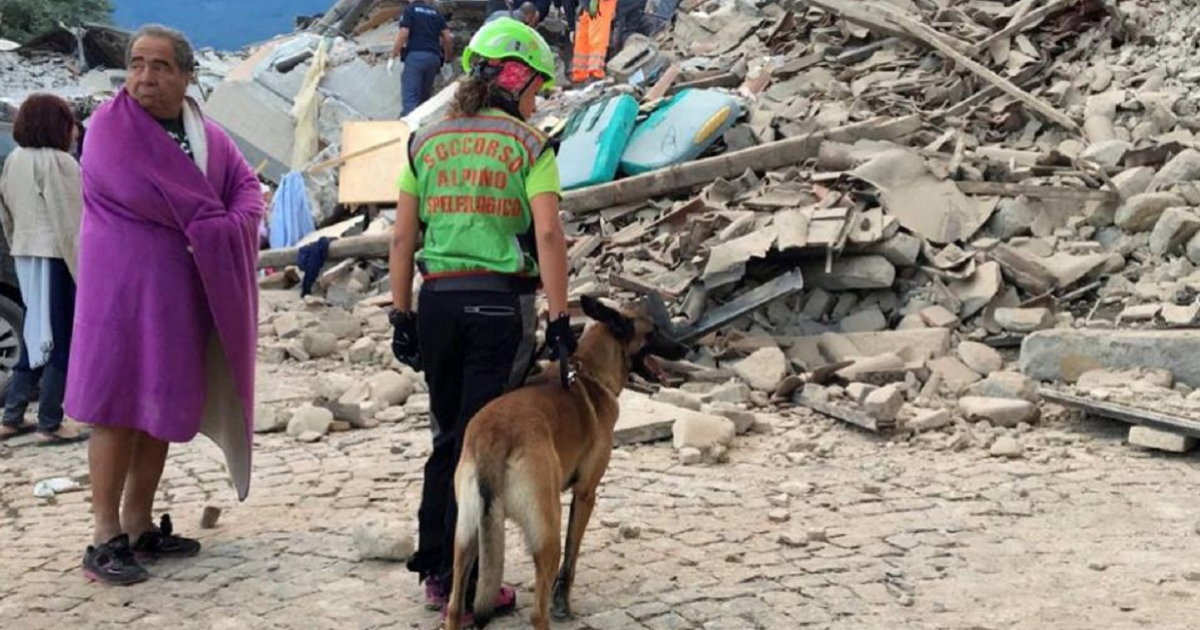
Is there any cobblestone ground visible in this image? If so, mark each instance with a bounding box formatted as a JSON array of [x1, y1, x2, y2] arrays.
[[2, 367, 1200, 630]]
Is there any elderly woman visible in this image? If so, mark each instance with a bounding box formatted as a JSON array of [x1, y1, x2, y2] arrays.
[[0, 94, 86, 446]]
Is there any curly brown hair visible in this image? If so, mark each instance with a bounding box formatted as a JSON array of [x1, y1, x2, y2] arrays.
[[448, 75, 503, 118]]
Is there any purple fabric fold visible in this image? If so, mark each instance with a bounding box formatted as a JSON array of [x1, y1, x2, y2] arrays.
[[66, 89, 263, 499]]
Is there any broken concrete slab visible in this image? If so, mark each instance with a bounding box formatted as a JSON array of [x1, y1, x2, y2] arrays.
[[989, 243, 1057, 295], [1112, 166, 1155, 199], [1020, 329, 1200, 387], [732, 346, 789, 391], [616, 390, 732, 446], [839, 306, 887, 333], [958, 341, 1004, 376], [852, 147, 995, 244], [1114, 192, 1187, 233], [783, 328, 952, 367], [863, 384, 904, 422], [928, 356, 983, 392], [802, 255, 896, 291], [1128, 425, 1197, 453], [919, 305, 959, 328], [703, 225, 778, 289], [864, 231, 922, 267], [967, 371, 1041, 403], [1151, 148, 1200, 189], [906, 408, 952, 432], [948, 261, 1003, 318], [1080, 139, 1132, 168]]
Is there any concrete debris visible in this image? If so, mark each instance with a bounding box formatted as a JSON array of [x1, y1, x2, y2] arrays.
[[959, 397, 1039, 429], [863, 385, 904, 423], [994, 308, 1056, 333], [731, 347, 788, 392], [1020, 330, 1200, 388], [989, 436, 1025, 459], [967, 372, 1041, 404], [957, 342, 1003, 377], [1127, 426, 1197, 454], [352, 517, 415, 562], [286, 405, 334, 438]]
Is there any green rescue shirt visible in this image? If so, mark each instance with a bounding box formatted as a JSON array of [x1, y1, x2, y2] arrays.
[[398, 108, 561, 278]]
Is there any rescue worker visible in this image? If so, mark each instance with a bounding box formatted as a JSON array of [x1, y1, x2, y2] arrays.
[[571, 0, 616, 83], [391, 0, 453, 116], [387, 17, 575, 626]]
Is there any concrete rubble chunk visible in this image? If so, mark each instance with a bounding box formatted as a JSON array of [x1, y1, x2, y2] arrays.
[[654, 388, 705, 412], [1077, 368, 1173, 391], [967, 372, 1041, 403], [1187, 231, 1200, 265], [865, 232, 922, 267], [348, 337, 376, 364], [957, 341, 1003, 376], [1020, 329, 1200, 387], [840, 306, 887, 333], [1080, 139, 1132, 168], [672, 413, 736, 453], [1114, 192, 1186, 233], [928, 356, 983, 391], [986, 198, 1036, 240], [959, 397, 1039, 428], [353, 518, 415, 562], [994, 307, 1056, 333], [949, 261, 1003, 319], [989, 435, 1025, 458], [315, 373, 357, 401], [286, 405, 334, 437], [845, 383, 878, 405], [273, 312, 301, 339], [367, 371, 416, 407], [1119, 303, 1162, 322], [1149, 208, 1200, 256], [802, 255, 896, 291], [302, 331, 339, 359], [1112, 166, 1155, 199], [253, 406, 288, 434], [863, 384, 904, 422], [919, 305, 959, 328], [802, 288, 835, 320], [732, 347, 789, 391], [1127, 425, 1197, 453], [1152, 148, 1200, 188], [907, 408, 952, 432]]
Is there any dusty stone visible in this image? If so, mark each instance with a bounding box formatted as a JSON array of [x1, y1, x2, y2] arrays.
[[284, 339, 310, 361], [967, 372, 1041, 403], [296, 431, 323, 443], [863, 384, 904, 422], [1162, 302, 1200, 326], [896, 313, 927, 330], [1020, 329, 1200, 387], [654, 388, 704, 412], [986, 198, 1036, 240], [322, 316, 364, 340], [678, 447, 703, 465], [376, 406, 408, 424], [368, 371, 416, 406], [273, 312, 301, 339], [1080, 139, 1132, 167], [1115, 192, 1186, 233], [1152, 148, 1200, 188], [287, 405, 334, 437], [1128, 425, 1197, 453], [1111, 166, 1155, 199], [845, 383, 878, 405], [959, 397, 1039, 428], [865, 232, 922, 267], [353, 518, 415, 562], [703, 381, 751, 404], [329, 420, 352, 432], [1078, 368, 1174, 391], [957, 342, 1003, 376], [919, 305, 959, 328], [706, 404, 755, 434], [1119, 303, 1162, 322], [200, 506, 222, 529], [1149, 208, 1200, 256], [732, 347, 788, 391], [1187, 231, 1200, 265], [348, 337, 376, 364], [672, 414, 736, 452], [253, 406, 288, 434], [989, 435, 1024, 458], [302, 331, 339, 359], [928, 356, 983, 391], [802, 255, 896, 291], [907, 408, 952, 432], [768, 509, 791, 523], [994, 307, 1055, 333], [802, 288, 835, 320], [779, 532, 809, 547], [949, 261, 1003, 318], [315, 373, 357, 400], [840, 306, 887, 333]]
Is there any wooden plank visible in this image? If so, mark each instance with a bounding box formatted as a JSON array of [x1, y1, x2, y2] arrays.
[[1040, 389, 1200, 438], [970, 0, 1077, 56], [956, 181, 1119, 202], [336, 120, 411, 205], [678, 269, 805, 343], [561, 116, 921, 215], [258, 232, 391, 269], [644, 62, 681, 102]]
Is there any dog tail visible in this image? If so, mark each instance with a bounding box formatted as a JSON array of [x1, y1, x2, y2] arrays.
[[470, 456, 507, 624]]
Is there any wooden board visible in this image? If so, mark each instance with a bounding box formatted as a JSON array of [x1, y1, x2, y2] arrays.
[[337, 120, 411, 205]]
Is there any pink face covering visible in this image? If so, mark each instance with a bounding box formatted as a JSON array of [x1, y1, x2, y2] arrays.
[[493, 59, 539, 95]]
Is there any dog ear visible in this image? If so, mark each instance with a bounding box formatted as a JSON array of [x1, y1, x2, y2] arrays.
[[581, 295, 634, 340]]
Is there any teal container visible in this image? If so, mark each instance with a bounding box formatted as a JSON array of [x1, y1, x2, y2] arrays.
[[619, 89, 742, 176], [557, 94, 640, 191]]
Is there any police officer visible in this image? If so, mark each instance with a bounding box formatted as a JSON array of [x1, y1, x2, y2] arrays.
[[391, 0, 453, 116], [387, 17, 574, 626]]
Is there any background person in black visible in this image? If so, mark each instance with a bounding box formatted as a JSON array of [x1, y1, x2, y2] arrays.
[[391, 0, 453, 116]]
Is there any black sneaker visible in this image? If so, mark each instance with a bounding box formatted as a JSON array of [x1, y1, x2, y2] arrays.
[[83, 534, 149, 586], [131, 514, 201, 560]]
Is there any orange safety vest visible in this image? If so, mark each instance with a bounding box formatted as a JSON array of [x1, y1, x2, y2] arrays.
[[571, 0, 616, 83]]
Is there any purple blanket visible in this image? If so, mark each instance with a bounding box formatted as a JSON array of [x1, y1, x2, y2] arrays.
[[65, 90, 263, 499]]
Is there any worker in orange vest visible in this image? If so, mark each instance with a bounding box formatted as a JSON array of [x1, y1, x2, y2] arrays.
[[571, 0, 616, 83]]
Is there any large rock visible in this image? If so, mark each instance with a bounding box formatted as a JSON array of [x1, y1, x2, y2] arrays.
[[672, 413, 736, 452], [353, 518, 415, 562], [286, 405, 334, 437], [348, 337, 376, 364], [368, 371, 416, 406], [732, 347, 788, 391], [273, 312, 302, 339], [994, 307, 1055, 333], [928, 356, 982, 392], [302, 331, 339, 359], [1114, 192, 1186, 233], [1111, 166, 1155, 199], [948, 261, 1003, 319], [957, 341, 1003, 376], [1128, 425, 1197, 453], [801, 255, 896, 291], [1149, 208, 1200, 256], [958, 397, 1039, 428], [1020, 329, 1200, 387], [1152, 148, 1200, 188], [966, 371, 1040, 403], [315, 373, 357, 400], [253, 406, 289, 434], [1080, 139, 1132, 168], [863, 384, 904, 422]]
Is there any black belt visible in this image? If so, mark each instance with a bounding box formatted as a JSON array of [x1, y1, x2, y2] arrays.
[[422, 275, 537, 294]]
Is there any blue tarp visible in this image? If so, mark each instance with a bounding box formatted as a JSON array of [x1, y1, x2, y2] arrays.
[[268, 171, 316, 249]]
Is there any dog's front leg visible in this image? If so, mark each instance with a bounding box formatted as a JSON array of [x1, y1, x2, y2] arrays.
[[552, 489, 597, 619]]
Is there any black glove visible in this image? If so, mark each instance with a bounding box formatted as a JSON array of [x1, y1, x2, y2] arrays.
[[390, 310, 421, 371], [546, 313, 578, 361]]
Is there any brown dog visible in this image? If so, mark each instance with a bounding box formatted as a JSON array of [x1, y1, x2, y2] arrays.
[[443, 295, 688, 630]]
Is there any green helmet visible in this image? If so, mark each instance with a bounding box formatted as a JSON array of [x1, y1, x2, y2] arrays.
[[461, 17, 557, 90]]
